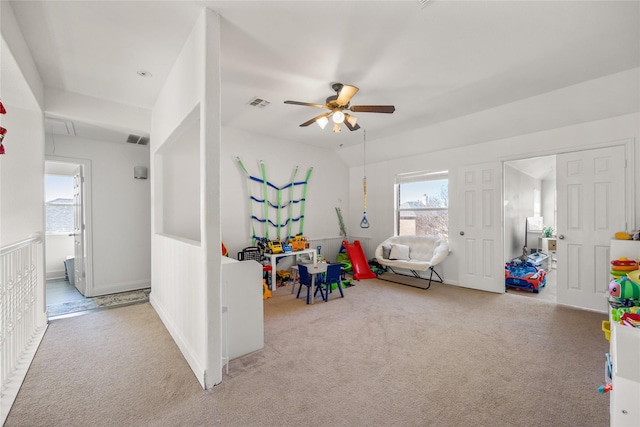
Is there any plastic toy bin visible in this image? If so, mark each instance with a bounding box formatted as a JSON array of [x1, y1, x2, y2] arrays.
[[602, 320, 611, 341]]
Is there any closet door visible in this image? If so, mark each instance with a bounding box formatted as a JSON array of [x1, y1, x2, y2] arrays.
[[556, 145, 626, 311], [457, 163, 504, 293]]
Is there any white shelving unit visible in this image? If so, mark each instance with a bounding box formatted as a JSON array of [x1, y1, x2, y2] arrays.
[[609, 321, 640, 426], [607, 240, 640, 426], [221, 257, 264, 371]]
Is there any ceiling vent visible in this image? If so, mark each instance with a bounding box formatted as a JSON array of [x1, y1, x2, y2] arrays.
[[126, 134, 150, 145], [248, 97, 270, 108]]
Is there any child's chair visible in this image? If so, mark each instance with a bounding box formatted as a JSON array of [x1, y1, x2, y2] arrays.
[[296, 264, 326, 304], [318, 263, 344, 300]]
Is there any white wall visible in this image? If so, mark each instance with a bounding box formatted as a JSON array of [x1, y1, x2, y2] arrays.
[[221, 127, 350, 260], [0, 107, 45, 246], [347, 111, 639, 288], [1, 5, 49, 418], [158, 113, 201, 242], [44, 135, 151, 296], [45, 234, 74, 279], [150, 9, 222, 389], [541, 177, 556, 234], [504, 165, 541, 260]]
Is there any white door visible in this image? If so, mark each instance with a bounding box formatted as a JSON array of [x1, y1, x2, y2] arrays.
[[73, 166, 86, 296], [458, 163, 504, 293], [556, 145, 626, 312]]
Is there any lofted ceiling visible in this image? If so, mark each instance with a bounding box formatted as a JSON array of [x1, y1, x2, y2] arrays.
[[5, 0, 640, 150]]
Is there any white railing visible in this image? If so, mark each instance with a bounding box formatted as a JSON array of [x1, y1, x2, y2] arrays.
[[1, 234, 47, 424]]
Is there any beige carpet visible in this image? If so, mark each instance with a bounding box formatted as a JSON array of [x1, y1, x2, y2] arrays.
[[6, 278, 610, 426]]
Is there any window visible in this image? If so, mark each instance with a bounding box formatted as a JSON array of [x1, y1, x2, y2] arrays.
[[45, 175, 74, 233], [396, 171, 448, 238]]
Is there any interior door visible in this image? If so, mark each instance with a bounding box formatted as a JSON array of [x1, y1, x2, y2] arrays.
[[458, 163, 504, 293], [556, 145, 626, 312], [73, 166, 86, 296]]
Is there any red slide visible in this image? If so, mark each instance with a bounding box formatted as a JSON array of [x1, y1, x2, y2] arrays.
[[342, 240, 377, 280]]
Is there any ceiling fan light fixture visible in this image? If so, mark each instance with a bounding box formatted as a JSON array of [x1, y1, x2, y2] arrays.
[[332, 110, 345, 124], [346, 114, 358, 127], [316, 116, 329, 129], [333, 123, 342, 133]]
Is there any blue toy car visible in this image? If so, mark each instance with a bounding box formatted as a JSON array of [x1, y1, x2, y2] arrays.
[[505, 260, 547, 293]]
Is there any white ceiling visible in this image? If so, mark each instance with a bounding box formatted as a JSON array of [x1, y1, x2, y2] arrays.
[[6, 0, 640, 150]]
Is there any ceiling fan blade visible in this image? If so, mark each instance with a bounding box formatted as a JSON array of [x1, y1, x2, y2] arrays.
[[336, 85, 359, 106], [344, 121, 361, 132], [284, 100, 326, 108], [350, 105, 396, 114], [343, 113, 360, 131], [300, 113, 330, 127]]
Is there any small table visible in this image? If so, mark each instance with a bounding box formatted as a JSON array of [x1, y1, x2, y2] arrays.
[[302, 263, 327, 305], [265, 248, 317, 291]]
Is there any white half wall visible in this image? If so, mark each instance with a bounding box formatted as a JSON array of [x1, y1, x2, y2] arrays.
[[150, 9, 222, 389]]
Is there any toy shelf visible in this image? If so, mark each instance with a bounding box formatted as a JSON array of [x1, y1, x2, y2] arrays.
[[606, 240, 640, 426]]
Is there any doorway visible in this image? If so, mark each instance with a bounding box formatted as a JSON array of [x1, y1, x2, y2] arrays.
[[44, 157, 93, 312], [502, 143, 631, 312], [504, 155, 557, 303]]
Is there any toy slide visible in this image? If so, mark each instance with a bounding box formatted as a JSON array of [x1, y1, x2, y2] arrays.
[[342, 240, 377, 280]]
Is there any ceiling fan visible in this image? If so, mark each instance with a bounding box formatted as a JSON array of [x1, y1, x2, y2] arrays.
[[284, 83, 395, 133]]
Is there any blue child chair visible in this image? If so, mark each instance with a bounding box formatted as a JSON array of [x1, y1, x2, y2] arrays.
[[317, 263, 344, 300], [296, 264, 326, 304]]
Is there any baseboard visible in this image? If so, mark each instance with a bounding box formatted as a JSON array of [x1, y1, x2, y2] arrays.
[[149, 294, 206, 390], [46, 270, 66, 280], [1, 323, 48, 425], [92, 279, 151, 296]]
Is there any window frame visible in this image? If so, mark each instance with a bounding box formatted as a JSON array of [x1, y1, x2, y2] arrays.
[[395, 170, 449, 238]]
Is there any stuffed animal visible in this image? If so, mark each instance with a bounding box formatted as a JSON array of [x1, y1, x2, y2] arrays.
[[608, 277, 640, 300]]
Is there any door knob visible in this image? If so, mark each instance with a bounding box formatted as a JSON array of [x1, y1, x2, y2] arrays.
[[460, 231, 465, 236], [558, 235, 564, 240]]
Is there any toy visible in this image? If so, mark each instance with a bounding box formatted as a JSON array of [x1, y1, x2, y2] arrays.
[[598, 383, 612, 394], [267, 240, 283, 254], [615, 231, 632, 240], [263, 279, 272, 299], [336, 252, 352, 272], [287, 234, 307, 251], [610, 274, 640, 299], [611, 306, 640, 322], [505, 260, 546, 293], [276, 270, 292, 284], [611, 257, 637, 266], [610, 269, 627, 277], [610, 258, 638, 274]]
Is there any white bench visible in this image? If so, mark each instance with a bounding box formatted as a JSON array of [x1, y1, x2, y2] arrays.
[[374, 235, 449, 289]]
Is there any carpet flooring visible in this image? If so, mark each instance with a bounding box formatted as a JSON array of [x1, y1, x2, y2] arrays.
[[6, 278, 610, 426]]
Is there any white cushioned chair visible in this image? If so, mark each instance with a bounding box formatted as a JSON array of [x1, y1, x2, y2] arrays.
[[375, 235, 450, 289]]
